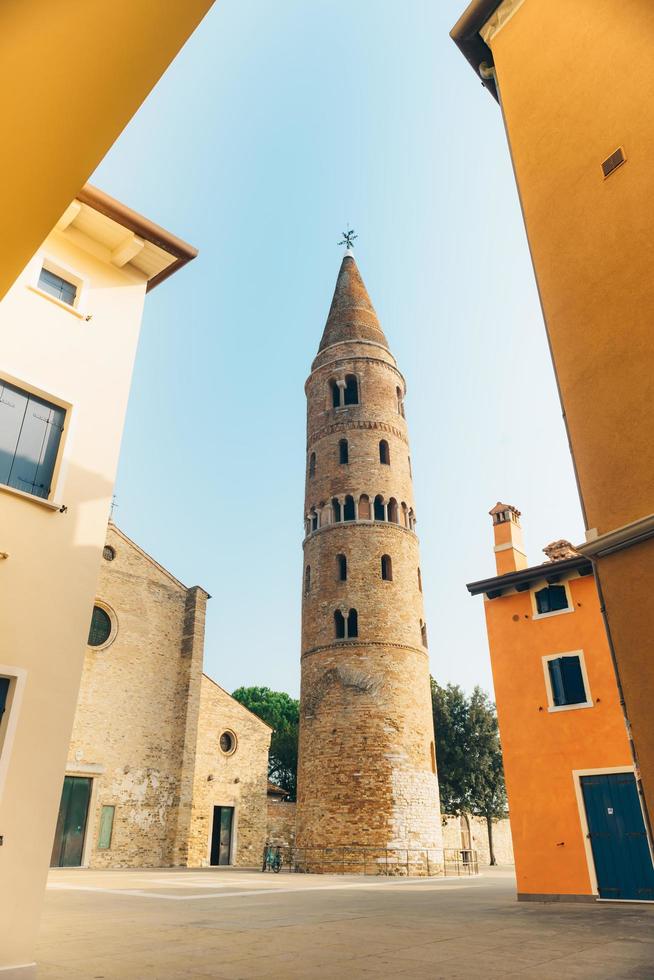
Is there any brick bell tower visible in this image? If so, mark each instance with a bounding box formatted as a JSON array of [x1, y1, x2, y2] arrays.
[[296, 246, 443, 875]]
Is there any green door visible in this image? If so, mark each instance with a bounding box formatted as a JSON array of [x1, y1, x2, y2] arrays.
[[50, 776, 92, 867]]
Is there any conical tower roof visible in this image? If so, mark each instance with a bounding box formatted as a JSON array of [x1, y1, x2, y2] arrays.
[[318, 253, 389, 352]]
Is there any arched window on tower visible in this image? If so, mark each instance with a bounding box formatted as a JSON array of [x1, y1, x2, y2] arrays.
[[396, 386, 405, 417], [332, 497, 342, 523], [420, 620, 428, 647], [309, 452, 316, 478], [344, 495, 355, 521], [388, 498, 399, 523], [418, 567, 422, 592], [334, 610, 346, 639], [310, 510, 319, 532], [329, 378, 341, 408], [344, 374, 359, 405], [379, 439, 390, 465], [358, 494, 371, 520], [408, 507, 416, 530], [304, 565, 311, 595], [374, 494, 385, 521], [339, 439, 349, 464], [402, 502, 409, 527], [347, 608, 358, 638], [381, 555, 393, 581], [337, 554, 347, 581]]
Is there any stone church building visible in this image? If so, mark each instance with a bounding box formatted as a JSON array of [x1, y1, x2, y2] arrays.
[[50, 523, 271, 870]]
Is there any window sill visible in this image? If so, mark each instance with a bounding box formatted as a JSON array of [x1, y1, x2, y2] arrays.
[[548, 701, 594, 713], [0, 481, 61, 511], [27, 284, 88, 319], [533, 606, 574, 621]]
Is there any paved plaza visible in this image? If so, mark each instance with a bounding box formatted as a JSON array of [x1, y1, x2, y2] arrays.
[[36, 867, 654, 979]]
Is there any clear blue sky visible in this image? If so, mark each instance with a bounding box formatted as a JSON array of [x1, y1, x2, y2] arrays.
[[92, 0, 583, 699]]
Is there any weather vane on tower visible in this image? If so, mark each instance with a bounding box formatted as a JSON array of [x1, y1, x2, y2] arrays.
[[338, 226, 358, 249]]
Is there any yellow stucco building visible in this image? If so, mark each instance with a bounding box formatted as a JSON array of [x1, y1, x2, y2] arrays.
[[451, 0, 654, 845], [0, 0, 213, 301], [0, 187, 196, 976]]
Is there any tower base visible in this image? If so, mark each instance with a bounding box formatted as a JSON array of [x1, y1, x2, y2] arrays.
[[292, 845, 445, 876]]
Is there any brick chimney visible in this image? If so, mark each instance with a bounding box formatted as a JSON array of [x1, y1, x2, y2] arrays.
[[489, 502, 528, 575]]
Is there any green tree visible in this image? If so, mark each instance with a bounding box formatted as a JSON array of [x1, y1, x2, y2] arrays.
[[431, 679, 507, 865], [232, 686, 299, 800]]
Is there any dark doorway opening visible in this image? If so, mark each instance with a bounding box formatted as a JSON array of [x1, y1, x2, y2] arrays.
[[51, 776, 92, 867], [210, 805, 234, 866]]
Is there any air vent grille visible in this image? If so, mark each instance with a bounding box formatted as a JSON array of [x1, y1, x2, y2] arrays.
[[602, 147, 626, 178]]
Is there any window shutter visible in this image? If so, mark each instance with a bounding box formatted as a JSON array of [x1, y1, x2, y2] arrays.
[[97, 805, 115, 850], [548, 658, 566, 706], [560, 656, 586, 705], [0, 383, 29, 487], [0, 381, 65, 499]]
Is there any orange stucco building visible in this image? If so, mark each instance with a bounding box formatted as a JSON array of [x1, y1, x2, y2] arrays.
[[468, 505, 654, 902], [451, 0, 654, 841]]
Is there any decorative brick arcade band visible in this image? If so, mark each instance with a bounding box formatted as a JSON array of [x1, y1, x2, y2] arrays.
[[296, 249, 444, 875]]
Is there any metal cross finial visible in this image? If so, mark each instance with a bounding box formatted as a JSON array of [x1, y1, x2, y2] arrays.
[[338, 227, 358, 249], [109, 494, 118, 521]]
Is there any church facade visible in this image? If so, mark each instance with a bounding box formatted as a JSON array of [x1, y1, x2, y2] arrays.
[[296, 250, 444, 874], [51, 523, 271, 870]]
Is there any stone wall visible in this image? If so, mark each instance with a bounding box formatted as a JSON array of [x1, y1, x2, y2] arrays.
[[267, 801, 297, 848], [442, 815, 515, 867], [187, 676, 270, 867], [67, 525, 191, 868], [62, 524, 270, 869]]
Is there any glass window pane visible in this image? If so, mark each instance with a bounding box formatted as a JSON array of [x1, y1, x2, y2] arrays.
[[38, 267, 77, 306], [88, 607, 112, 647]]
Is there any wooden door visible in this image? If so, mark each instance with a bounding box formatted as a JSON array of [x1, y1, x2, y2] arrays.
[[50, 776, 91, 867], [581, 772, 654, 901]]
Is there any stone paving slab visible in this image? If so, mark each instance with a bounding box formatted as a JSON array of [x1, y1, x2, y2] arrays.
[[36, 867, 654, 979]]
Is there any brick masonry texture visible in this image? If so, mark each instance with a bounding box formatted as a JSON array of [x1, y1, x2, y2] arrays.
[[64, 524, 271, 869], [296, 255, 443, 873], [265, 805, 513, 868]]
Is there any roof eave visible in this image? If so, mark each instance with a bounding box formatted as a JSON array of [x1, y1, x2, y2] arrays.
[[466, 555, 594, 597], [450, 0, 503, 102], [76, 183, 198, 290]]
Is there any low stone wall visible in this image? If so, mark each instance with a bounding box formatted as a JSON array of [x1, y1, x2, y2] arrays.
[[442, 815, 514, 866]]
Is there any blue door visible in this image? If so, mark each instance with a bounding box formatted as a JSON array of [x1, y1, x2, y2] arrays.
[[580, 772, 654, 901]]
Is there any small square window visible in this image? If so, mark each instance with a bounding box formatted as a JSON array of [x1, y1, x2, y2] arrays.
[[38, 266, 77, 306], [548, 655, 587, 707], [535, 584, 569, 615]]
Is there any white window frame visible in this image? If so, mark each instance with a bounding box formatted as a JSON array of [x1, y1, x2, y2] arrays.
[[542, 650, 593, 713], [28, 253, 88, 319], [0, 665, 28, 805], [531, 579, 574, 620]]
